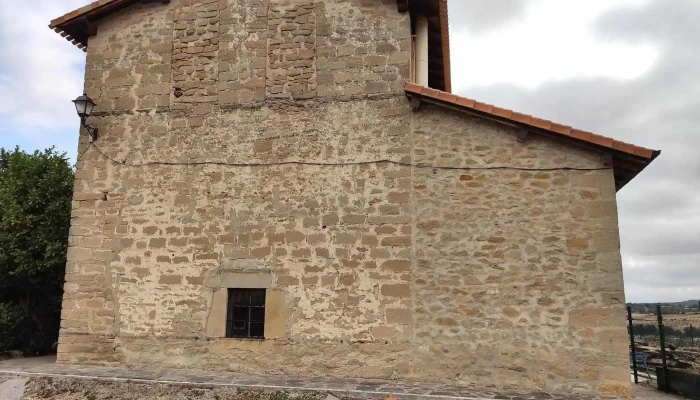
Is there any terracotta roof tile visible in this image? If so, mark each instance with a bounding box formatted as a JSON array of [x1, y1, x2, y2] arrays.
[[550, 122, 572, 136], [491, 106, 513, 119], [635, 147, 654, 159], [455, 97, 475, 108], [511, 112, 532, 125], [530, 117, 552, 130], [570, 129, 593, 141], [473, 102, 494, 113], [404, 82, 424, 94], [422, 87, 440, 99], [437, 92, 458, 103], [50, 0, 109, 27], [589, 134, 614, 148], [612, 140, 636, 154]]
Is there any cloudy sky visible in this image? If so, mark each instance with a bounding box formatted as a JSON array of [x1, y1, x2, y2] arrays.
[[0, 0, 697, 303]]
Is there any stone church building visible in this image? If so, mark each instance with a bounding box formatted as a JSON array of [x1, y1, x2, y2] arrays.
[[50, 0, 659, 396]]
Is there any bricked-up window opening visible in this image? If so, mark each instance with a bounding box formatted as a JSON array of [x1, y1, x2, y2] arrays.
[[226, 289, 265, 339]]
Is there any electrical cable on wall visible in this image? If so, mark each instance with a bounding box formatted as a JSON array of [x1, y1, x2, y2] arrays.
[[73, 144, 93, 168], [77, 142, 613, 173]]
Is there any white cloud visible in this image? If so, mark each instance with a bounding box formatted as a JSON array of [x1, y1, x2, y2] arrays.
[[451, 0, 658, 90], [623, 254, 700, 303], [449, 0, 700, 304], [0, 0, 88, 133]]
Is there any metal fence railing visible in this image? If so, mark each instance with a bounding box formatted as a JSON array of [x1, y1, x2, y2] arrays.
[[627, 303, 700, 392]]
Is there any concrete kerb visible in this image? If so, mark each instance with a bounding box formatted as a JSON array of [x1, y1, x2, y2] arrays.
[[0, 377, 27, 400]]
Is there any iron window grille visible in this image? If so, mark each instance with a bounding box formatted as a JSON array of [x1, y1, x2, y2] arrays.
[[226, 288, 265, 339]]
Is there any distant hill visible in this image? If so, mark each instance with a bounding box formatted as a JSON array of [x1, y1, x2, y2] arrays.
[[677, 300, 700, 308], [628, 300, 700, 314]]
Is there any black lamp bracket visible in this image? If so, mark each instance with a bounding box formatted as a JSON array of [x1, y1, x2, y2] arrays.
[[81, 118, 99, 142]]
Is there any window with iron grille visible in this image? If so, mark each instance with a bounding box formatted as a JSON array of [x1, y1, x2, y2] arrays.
[[226, 289, 265, 339]]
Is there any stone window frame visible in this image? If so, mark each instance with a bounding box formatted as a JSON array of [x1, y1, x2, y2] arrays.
[[206, 269, 286, 340]]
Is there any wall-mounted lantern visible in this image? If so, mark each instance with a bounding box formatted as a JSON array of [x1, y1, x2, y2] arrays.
[[72, 93, 98, 142]]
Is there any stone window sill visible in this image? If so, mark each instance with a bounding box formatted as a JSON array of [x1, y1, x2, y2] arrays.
[[219, 337, 265, 342]]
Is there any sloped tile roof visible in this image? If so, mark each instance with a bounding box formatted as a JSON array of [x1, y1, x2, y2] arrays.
[[404, 82, 660, 190]]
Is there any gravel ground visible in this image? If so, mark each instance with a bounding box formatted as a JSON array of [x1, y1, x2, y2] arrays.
[[21, 377, 332, 400], [0, 357, 689, 400], [0, 376, 687, 400]]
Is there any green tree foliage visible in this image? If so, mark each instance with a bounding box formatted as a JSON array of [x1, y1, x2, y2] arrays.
[[0, 147, 74, 354], [0, 303, 28, 352]]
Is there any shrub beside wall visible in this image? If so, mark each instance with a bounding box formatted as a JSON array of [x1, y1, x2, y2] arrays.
[[0, 147, 73, 356]]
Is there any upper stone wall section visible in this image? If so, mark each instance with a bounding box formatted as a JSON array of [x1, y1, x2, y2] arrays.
[[85, 3, 174, 113], [84, 0, 411, 112], [315, 1, 411, 99]]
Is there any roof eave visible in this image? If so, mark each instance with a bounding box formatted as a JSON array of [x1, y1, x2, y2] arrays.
[[404, 83, 660, 191], [614, 149, 661, 191], [49, 0, 171, 50]]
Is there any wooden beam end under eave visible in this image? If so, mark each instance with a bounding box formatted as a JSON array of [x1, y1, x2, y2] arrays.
[[411, 96, 422, 111], [397, 0, 409, 13], [517, 128, 529, 143]]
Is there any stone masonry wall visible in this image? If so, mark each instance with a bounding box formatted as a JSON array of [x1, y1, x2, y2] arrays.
[[409, 106, 629, 396], [171, 0, 220, 112], [218, 0, 267, 106], [316, 0, 410, 99], [61, 0, 415, 379], [266, 1, 317, 100], [58, 0, 630, 396]]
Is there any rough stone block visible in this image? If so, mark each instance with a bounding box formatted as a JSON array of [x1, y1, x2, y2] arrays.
[[568, 307, 624, 329], [381, 284, 411, 298], [264, 289, 286, 339], [386, 308, 412, 325], [159, 275, 183, 285], [381, 260, 410, 272], [206, 288, 227, 338]]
